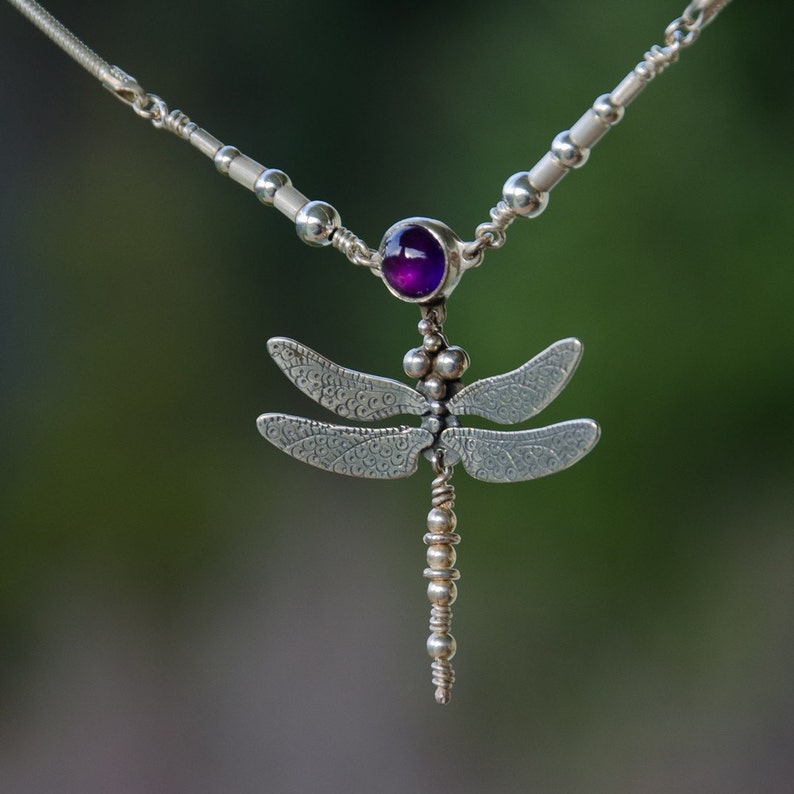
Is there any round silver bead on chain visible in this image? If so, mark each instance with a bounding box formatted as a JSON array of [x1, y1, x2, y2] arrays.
[[295, 200, 341, 247], [502, 172, 549, 218], [493, 88, 631, 252], [550, 131, 590, 169], [213, 144, 240, 174], [254, 168, 292, 205], [204, 142, 346, 249], [592, 93, 625, 125]]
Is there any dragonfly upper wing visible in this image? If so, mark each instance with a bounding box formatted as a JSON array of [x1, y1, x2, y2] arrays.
[[258, 413, 433, 479], [268, 337, 427, 421], [440, 419, 600, 483], [446, 338, 584, 424]]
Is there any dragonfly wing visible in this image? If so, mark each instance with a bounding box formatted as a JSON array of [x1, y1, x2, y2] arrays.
[[268, 337, 427, 421], [441, 419, 600, 483], [258, 413, 433, 479], [446, 338, 584, 424]]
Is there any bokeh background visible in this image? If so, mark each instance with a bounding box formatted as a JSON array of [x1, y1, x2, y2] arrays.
[[1, 1, 793, 791]]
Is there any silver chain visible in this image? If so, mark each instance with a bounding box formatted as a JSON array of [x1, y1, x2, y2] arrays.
[[7, 0, 732, 274], [461, 0, 733, 267]]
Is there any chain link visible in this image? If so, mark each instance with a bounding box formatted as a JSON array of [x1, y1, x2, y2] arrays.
[[330, 227, 381, 270], [664, 9, 702, 48], [462, 201, 518, 264]]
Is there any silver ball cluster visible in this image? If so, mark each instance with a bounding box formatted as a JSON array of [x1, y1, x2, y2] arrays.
[[403, 317, 470, 438]]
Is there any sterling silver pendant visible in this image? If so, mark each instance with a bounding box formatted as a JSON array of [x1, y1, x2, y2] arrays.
[[258, 305, 599, 703], [259, 218, 600, 703]]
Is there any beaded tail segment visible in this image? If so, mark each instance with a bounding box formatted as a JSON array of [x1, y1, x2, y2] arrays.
[[424, 455, 460, 705], [6, 0, 733, 702]]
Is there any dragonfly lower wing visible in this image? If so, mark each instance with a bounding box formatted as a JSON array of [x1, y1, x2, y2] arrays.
[[440, 419, 600, 483], [257, 413, 434, 479]]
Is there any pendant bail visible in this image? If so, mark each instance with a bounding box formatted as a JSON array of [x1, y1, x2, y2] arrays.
[[420, 301, 447, 328]]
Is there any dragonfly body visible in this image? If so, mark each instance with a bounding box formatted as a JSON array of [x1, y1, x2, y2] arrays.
[[258, 335, 599, 482]]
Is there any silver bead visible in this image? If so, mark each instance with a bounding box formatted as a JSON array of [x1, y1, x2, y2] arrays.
[[502, 172, 549, 218], [427, 632, 457, 660], [427, 507, 457, 533], [254, 168, 292, 205], [434, 346, 470, 380], [417, 318, 435, 336], [592, 94, 625, 125], [426, 544, 457, 569], [429, 400, 446, 416], [295, 200, 341, 247], [424, 416, 443, 435], [213, 145, 240, 174], [551, 131, 589, 169], [403, 347, 432, 379], [422, 374, 446, 401], [423, 333, 444, 353], [427, 580, 458, 606]]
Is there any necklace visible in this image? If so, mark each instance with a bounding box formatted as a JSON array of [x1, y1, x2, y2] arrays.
[[6, 0, 734, 705]]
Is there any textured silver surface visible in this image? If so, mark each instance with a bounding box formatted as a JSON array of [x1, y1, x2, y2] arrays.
[[267, 337, 427, 421], [257, 414, 432, 479], [441, 420, 600, 483], [447, 337, 583, 425], [260, 335, 600, 485]]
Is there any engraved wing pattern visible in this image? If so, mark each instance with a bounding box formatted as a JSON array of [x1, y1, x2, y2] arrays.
[[257, 413, 433, 479], [446, 338, 583, 424], [259, 336, 600, 484], [268, 337, 427, 421], [440, 420, 601, 483]]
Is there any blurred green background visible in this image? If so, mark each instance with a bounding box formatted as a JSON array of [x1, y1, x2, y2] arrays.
[[1, 1, 793, 791]]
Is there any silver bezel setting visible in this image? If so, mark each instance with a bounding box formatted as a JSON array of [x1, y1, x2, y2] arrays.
[[378, 217, 465, 305]]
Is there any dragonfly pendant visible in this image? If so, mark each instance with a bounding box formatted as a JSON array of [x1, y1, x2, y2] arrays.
[[258, 311, 599, 703]]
